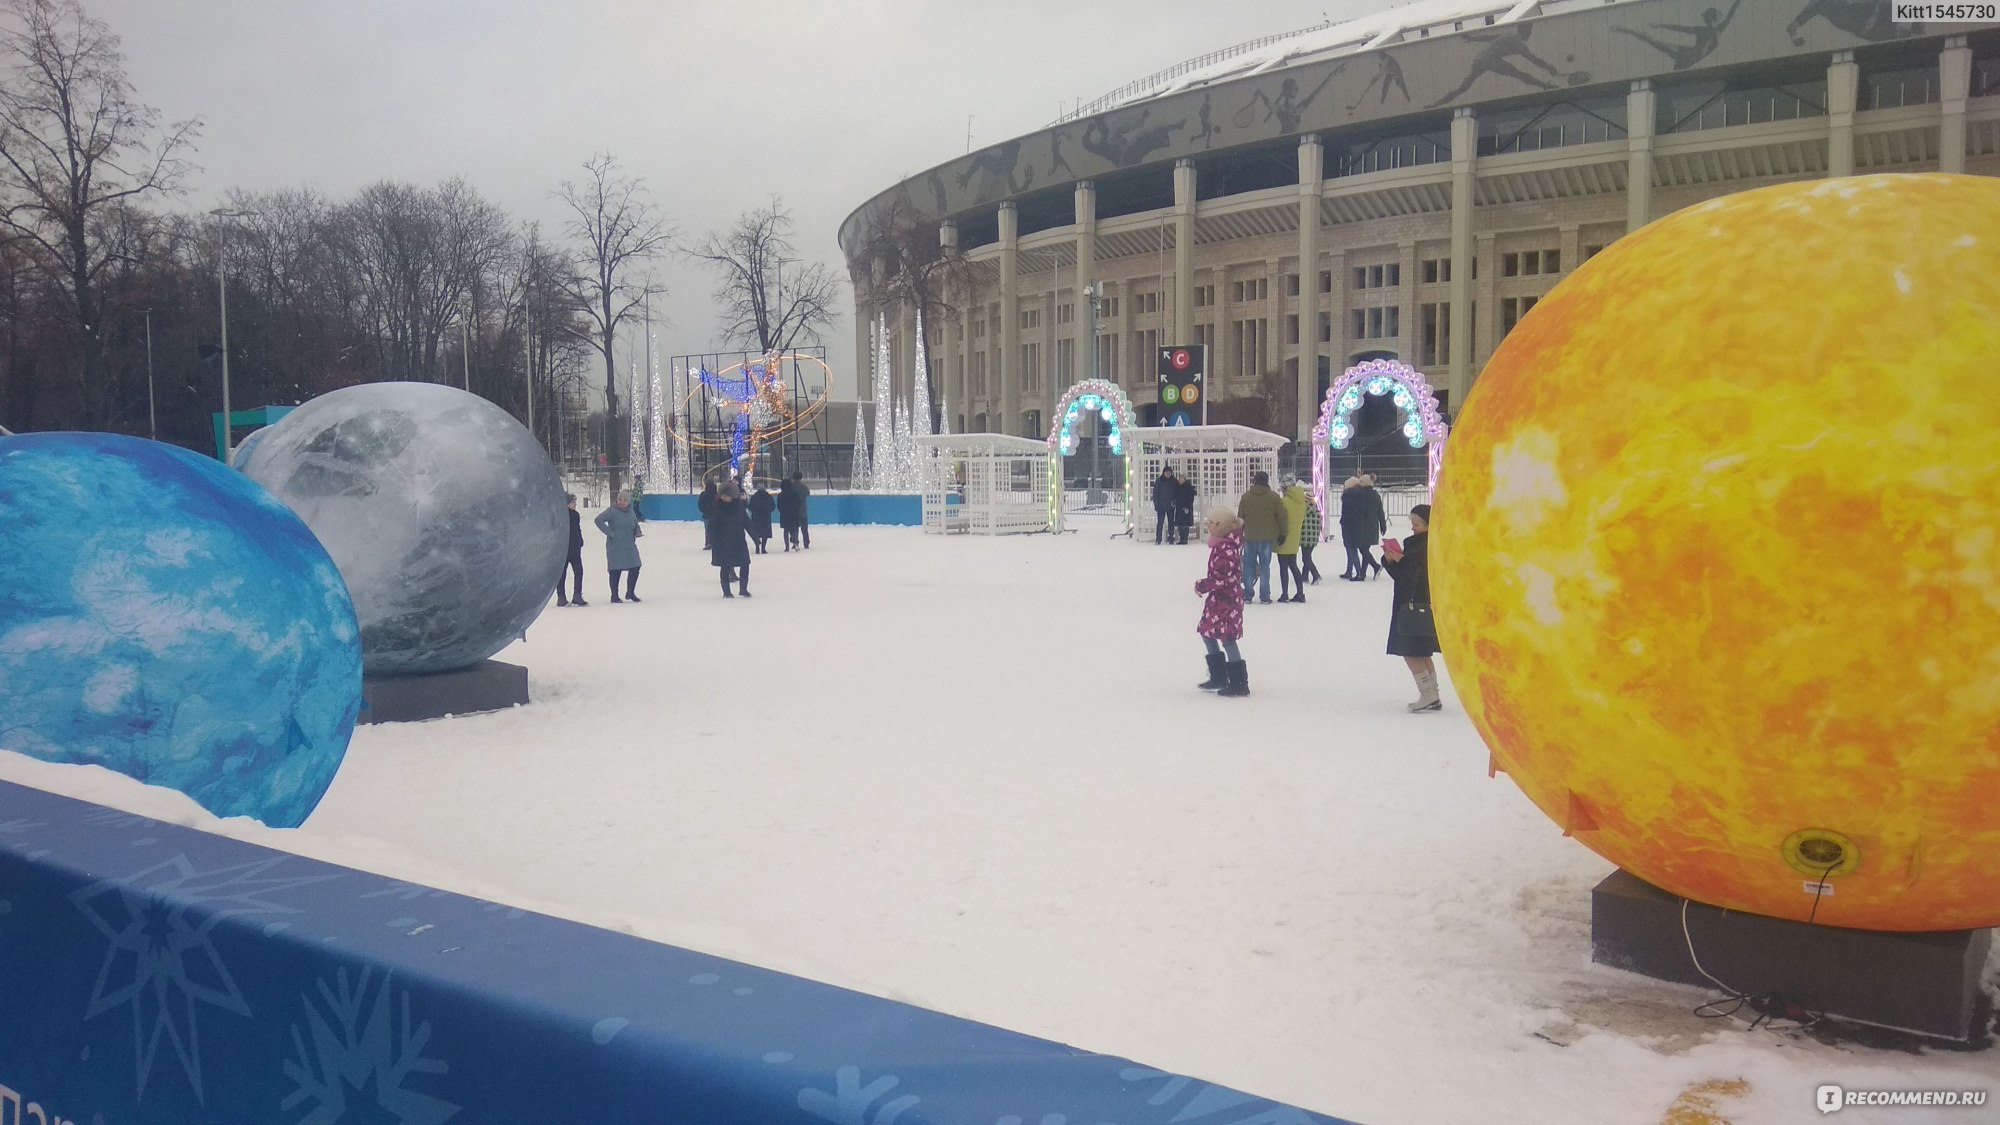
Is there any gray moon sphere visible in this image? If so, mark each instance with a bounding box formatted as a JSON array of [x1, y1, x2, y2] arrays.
[[240, 382, 565, 675]]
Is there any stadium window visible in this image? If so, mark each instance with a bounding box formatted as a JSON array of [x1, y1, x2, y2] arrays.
[[1134, 329, 1159, 383], [1387, 263, 1401, 287], [1386, 307, 1401, 338], [1471, 257, 1479, 280], [1287, 315, 1300, 345], [1503, 252, 1520, 278], [1419, 303, 1445, 366], [1584, 244, 1604, 262], [1368, 308, 1383, 338], [1024, 410, 1041, 439], [1021, 342, 1041, 393], [1286, 274, 1300, 297], [1320, 317, 1332, 343], [1194, 323, 1213, 351], [1351, 310, 1366, 340], [1056, 337, 1074, 383], [1353, 267, 1367, 290], [1369, 265, 1384, 288], [1319, 270, 1333, 293], [1545, 250, 1561, 274], [1502, 297, 1524, 336]]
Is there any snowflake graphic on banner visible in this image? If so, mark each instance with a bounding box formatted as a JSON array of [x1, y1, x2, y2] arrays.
[[69, 854, 340, 1101], [281, 967, 460, 1125]]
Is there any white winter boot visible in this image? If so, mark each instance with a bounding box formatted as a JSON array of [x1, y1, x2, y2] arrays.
[[1407, 668, 1442, 712]]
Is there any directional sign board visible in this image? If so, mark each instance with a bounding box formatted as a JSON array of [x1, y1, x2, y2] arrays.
[[1157, 345, 1206, 427]]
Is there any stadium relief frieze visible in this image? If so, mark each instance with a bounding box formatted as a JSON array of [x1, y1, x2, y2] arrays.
[[864, 0, 1974, 238]]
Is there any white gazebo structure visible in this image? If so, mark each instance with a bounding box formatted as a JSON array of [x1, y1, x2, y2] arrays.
[[917, 433, 1052, 535], [1132, 424, 1288, 535]]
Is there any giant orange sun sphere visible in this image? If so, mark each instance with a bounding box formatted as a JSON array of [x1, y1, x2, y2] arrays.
[[1431, 174, 2000, 932]]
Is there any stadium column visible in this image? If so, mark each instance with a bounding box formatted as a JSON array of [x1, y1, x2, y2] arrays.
[[1446, 106, 1477, 415], [1626, 80, 1655, 233], [941, 220, 963, 431], [1173, 159, 1196, 346], [1074, 180, 1097, 389], [999, 201, 1022, 436], [1828, 50, 1858, 178], [1941, 36, 1971, 175], [1296, 134, 1323, 442]]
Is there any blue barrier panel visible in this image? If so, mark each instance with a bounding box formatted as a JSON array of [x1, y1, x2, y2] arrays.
[[0, 780, 1358, 1125], [639, 494, 921, 526]]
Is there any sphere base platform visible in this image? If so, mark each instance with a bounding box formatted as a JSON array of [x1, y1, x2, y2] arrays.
[[1590, 869, 1991, 1042], [359, 659, 529, 724]]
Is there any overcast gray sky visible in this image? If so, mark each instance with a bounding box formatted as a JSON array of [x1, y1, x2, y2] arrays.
[[92, 0, 1398, 398]]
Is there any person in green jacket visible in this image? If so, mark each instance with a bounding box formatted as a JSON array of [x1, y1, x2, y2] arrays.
[[1235, 470, 1286, 604], [1275, 476, 1310, 603]]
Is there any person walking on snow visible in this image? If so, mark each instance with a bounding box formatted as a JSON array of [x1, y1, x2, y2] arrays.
[[1275, 475, 1310, 603], [1152, 467, 1178, 544], [1299, 490, 1324, 585], [1235, 470, 1286, 605], [595, 489, 643, 603], [1174, 471, 1197, 544], [748, 482, 776, 554], [556, 492, 587, 606], [1194, 509, 1249, 697], [1383, 503, 1441, 712], [789, 471, 812, 550], [711, 478, 754, 597], [1340, 471, 1387, 580], [777, 474, 803, 551], [698, 477, 719, 550]]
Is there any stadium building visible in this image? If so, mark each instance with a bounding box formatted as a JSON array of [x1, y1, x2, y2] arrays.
[[838, 0, 2000, 455]]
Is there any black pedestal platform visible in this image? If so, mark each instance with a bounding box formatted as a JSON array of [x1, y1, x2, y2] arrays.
[[1591, 869, 1991, 1041], [359, 660, 530, 724]]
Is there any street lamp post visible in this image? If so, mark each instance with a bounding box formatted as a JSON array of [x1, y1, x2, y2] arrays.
[[139, 308, 155, 440], [209, 208, 259, 460], [1083, 282, 1104, 505]]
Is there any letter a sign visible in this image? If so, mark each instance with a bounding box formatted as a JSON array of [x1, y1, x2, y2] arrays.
[[1157, 345, 1206, 427]]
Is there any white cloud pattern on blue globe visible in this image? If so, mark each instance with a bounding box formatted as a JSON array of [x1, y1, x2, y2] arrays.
[[0, 433, 361, 827]]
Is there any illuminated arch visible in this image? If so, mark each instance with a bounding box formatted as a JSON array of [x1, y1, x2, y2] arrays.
[[1046, 379, 1139, 534], [1310, 358, 1449, 531]]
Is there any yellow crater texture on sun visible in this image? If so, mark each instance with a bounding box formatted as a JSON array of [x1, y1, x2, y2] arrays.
[[1431, 174, 2000, 931]]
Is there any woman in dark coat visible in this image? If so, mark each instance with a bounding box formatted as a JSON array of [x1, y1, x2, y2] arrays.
[[1382, 503, 1440, 712], [698, 478, 720, 550], [710, 479, 753, 597], [777, 477, 803, 551], [1339, 473, 1387, 580], [1174, 474, 1198, 544], [748, 484, 776, 554]]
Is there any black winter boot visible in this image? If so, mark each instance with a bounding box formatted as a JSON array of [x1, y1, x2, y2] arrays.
[[1218, 660, 1250, 697], [1197, 653, 1227, 690]]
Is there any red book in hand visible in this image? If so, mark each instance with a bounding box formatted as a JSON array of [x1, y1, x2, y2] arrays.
[[1381, 538, 1401, 554]]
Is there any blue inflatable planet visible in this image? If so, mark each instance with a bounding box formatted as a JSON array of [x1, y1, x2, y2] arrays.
[[0, 433, 361, 827]]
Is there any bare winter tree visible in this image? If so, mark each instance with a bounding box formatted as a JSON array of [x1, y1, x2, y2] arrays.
[[0, 0, 199, 425], [554, 152, 671, 495], [685, 197, 839, 355], [854, 194, 962, 432]]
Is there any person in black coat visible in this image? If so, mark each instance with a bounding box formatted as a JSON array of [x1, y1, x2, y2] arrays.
[[777, 476, 803, 551], [556, 493, 587, 606], [1151, 468, 1178, 544], [748, 483, 776, 554], [1339, 472, 1388, 580], [698, 478, 720, 550], [1174, 474, 1197, 544], [710, 479, 754, 597], [1382, 503, 1440, 712], [788, 470, 812, 549]]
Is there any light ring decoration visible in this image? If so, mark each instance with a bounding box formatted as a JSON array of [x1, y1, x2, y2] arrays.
[[1309, 359, 1449, 534], [664, 353, 834, 480], [1046, 379, 1139, 534]]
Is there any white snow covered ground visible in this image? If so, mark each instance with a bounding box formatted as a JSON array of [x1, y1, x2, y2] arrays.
[[7, 519, 1996, 1124]]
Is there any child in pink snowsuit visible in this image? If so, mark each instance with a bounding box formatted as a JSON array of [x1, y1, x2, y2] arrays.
[[1195, 510, 1249, 697]]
